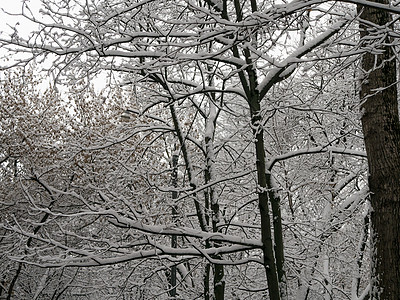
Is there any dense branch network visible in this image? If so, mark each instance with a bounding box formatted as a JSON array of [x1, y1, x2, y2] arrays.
[[0, 0, 387, 298]]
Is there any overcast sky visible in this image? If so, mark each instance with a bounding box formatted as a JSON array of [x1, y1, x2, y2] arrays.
[[1, 0, 42, 38], [1, 1, 24, 32]]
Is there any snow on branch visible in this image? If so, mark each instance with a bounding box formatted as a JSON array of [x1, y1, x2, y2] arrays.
[[267, 146, 367, 170], [11, 243, 260, 268], [258, 20, 348, 98], [105, 209, 262, 247]]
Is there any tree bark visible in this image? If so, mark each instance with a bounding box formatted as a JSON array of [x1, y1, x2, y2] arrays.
[[249, 97, 281, 300], [358, 1, 400, 299], [204, 264, 210, 300], [266, 173, 287, 298]]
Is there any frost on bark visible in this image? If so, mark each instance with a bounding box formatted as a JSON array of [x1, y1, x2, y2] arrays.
[[358, 1, 400, 299]]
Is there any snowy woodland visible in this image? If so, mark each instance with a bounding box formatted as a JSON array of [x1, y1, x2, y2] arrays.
[[0, 0, 400, 299]]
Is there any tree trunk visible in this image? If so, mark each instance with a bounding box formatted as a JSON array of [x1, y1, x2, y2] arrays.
[[358, 2, 400, 299], [249, 97, 281, 300], [169, 153, 178, 298], [213, 264, 225, 300], [204, 264, 210, 300], [266, 173, 287, 298], [205, 95, 225, 300]]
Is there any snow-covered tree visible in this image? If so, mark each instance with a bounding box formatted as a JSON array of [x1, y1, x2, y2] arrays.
[[1, 0, 399, 299]]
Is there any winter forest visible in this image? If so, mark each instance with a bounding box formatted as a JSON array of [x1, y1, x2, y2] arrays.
[[1, 0, 400, 299]]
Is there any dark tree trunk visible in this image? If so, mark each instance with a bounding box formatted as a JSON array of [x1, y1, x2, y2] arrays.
[[213, 264, 225, 300], [204, 264, 210, 300], [358, 1, 400, 299], [249, 96, 281, 300]]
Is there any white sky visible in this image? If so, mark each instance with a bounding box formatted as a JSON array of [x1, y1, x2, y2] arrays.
[[0, 0, 42, 36], [0, 0, 44, 67]]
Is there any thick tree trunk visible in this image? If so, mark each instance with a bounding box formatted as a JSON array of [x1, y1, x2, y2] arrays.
[[358, 2, 400, 299]]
